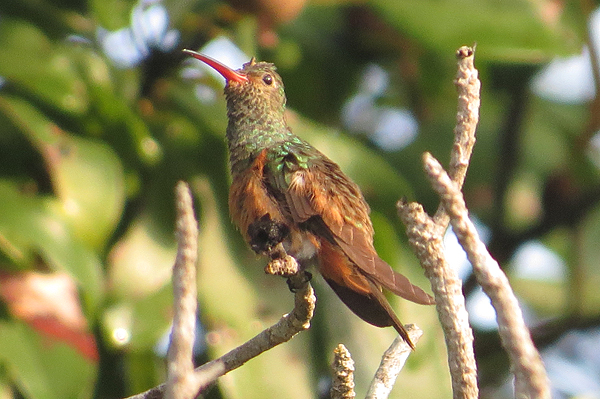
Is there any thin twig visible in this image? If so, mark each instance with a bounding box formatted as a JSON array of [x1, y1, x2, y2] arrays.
[[424, 154, 550, 399], [165, 182, 200, 399], [193, 276, 315, 391], [365, 325, 423, 399], [331, 344, 356, 399], [433, 45, 480, 225]]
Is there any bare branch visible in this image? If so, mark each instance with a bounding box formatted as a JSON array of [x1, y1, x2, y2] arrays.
[[165, 182, 199, 399], [331, 344, 356, 399], [434, 45, 480, 225], [193, 275, 315, 391], [424, 153, 550, 399], [126, 274, 315, 399], [365, 325, 423, 399], [398, 201, 478, 399], [125, 182, 315, 399], [397, 45, 480, 399]]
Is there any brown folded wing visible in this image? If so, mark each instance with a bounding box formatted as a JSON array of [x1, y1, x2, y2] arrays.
[[276, 152, 433, 305]]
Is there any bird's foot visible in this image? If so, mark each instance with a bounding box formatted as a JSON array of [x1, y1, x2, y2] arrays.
[[287, 271, 312, 292], [263, 242, 310, 291]]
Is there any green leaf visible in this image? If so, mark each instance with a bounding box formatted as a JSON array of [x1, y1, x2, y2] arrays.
[[371, 0, 579, 63], [0, 95, 126, 250], [578, 204, 600, 315], [77, 50, 163, 166], [106, 187, 177, 300], [0, 320, 96, 399], [0, 181, 104, 312], [89, 0, 134, 30], [0, 18, 89, 115], [101, 285, 172, 352]]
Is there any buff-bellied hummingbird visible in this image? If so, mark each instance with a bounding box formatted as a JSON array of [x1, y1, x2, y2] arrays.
[[184, 49, 434, 348]]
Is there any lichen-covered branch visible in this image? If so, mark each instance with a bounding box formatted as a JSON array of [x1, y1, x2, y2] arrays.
[[193, 276, 315, 391], [127, 279, 315, 399], [165, 182, 199, 399], [397, 46, 480, 399], [447, 47, 480, 186], [434, 46, 481, 225], [424, 154, 550, 399], [128, 277, 315, 399], [398, 201, 478, 399], [331, 344, 356, 399]]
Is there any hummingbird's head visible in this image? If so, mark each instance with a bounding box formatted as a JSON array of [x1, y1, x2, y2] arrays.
[[184, 50, 286, 121]]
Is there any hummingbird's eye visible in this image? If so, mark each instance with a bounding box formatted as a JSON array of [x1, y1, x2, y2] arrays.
[[262, 74, 273, 85]]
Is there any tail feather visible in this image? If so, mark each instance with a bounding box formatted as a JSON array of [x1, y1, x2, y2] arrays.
[[334, 233, 434, 306], [365, 278, 415, 349], [324, 277, 415, 349]]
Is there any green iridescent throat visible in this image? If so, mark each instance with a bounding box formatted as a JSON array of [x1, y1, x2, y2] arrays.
[[224, 66, 296, 176]]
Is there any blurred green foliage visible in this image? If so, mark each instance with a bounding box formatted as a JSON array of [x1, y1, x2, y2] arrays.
[[0, 0, 596, 398]]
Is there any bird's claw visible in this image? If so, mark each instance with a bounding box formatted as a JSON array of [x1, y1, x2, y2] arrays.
[[263, 242, 310, 292], [287, 271, 312, 292]]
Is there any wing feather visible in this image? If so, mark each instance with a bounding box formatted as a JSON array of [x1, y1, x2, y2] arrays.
[[265, 143, 433, 306]]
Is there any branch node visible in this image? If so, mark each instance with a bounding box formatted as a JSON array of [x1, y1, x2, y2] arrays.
[[264, 244, 300, 277]]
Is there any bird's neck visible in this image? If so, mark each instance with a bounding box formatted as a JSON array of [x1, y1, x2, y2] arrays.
[[226, 106, 293, 176]]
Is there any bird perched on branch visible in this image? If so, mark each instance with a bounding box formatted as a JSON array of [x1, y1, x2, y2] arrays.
[[184, 50, 434, 348]]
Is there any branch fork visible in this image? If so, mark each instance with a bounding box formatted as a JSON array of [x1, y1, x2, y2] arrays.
[[398, 46, 550, 399]]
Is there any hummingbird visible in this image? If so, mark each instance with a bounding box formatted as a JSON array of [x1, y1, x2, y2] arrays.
[[184, 50, 434, 348]]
